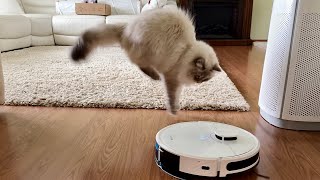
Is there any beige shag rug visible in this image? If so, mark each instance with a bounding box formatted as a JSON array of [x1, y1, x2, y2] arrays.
[[1, 46, 249, 111]]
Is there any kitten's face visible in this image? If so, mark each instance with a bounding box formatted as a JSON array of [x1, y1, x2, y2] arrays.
[[191, 57, 221, 83], [186, 42, 221, 84]]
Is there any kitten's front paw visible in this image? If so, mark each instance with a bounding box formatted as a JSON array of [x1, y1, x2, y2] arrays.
[[168, 109, 178, 115], [166, 103, 180, 115]]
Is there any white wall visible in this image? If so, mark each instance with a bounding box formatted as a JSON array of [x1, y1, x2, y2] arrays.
[[250, 0, 274, 40]]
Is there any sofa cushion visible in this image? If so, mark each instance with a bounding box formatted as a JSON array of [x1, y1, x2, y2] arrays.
[[0, 15, 31, 51], [52, 15, 105, 36], [0, 0, 25, 14], [24, 14, 53, 36], [0, 15, 31, 39], [105, 15, 136, 24], [53, 15, 105, 45], [0, 36, 31, 52], [53, 34, 78, 46], [31, 36, 55, 46], [21, 0, 56, 14]]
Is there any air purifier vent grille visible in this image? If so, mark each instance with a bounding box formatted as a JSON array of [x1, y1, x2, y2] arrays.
[[289, 13, 320, 117], [260, 12, 292, 114]]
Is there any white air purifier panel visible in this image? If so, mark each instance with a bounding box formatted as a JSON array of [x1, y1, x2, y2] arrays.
[[282, 3, 320, 121], [258, 0, 297, 118], [259, 0, 320, 130]]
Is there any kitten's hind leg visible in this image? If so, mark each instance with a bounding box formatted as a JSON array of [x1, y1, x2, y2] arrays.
[[164, 77, 182, 115], [139, 67, 160, 80]]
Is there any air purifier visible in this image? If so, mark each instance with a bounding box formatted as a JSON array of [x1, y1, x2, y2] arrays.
[[259, 0, 320, 131]]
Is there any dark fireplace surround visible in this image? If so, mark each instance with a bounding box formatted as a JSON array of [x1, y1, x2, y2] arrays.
[[180, 0, 253, 46]]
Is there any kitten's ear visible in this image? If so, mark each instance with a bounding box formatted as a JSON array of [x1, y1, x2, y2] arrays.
[[213, 64, 222, 72], [194, 58, 205, 70]]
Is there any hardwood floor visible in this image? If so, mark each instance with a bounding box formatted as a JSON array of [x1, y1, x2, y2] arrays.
[[0, 46, 319, 180]]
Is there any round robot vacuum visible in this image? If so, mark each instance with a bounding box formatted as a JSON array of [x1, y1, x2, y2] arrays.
[[155, 121, 260, 179]]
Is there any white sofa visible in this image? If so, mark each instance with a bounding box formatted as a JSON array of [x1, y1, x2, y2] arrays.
[[0, 0, 178, 51], [0, 0, 56, 51]]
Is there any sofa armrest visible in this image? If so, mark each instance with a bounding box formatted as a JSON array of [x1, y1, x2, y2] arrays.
[[0, 15, 31, 52]]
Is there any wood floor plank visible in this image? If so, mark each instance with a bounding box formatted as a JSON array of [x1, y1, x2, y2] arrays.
[[0, 46, 319, 180]]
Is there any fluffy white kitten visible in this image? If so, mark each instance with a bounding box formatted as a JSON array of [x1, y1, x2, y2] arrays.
[[71, 7, 221, 114]]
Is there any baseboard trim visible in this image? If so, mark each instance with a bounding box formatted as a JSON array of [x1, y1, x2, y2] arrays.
[[252, 40, 268, 42], [204, 39, 253, 46]]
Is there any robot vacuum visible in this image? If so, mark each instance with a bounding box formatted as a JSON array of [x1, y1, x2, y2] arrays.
[[155, 121, 260, 179]]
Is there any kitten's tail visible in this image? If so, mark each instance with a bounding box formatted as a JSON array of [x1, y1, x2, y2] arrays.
[[71, 23, 126, 61]]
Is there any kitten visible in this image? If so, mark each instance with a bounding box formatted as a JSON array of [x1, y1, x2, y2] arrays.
[[71, 7, 221, 115]]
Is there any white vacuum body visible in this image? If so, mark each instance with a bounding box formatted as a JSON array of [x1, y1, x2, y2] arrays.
[[155, 122, 260, 179], [259, 0, 320, 130]]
